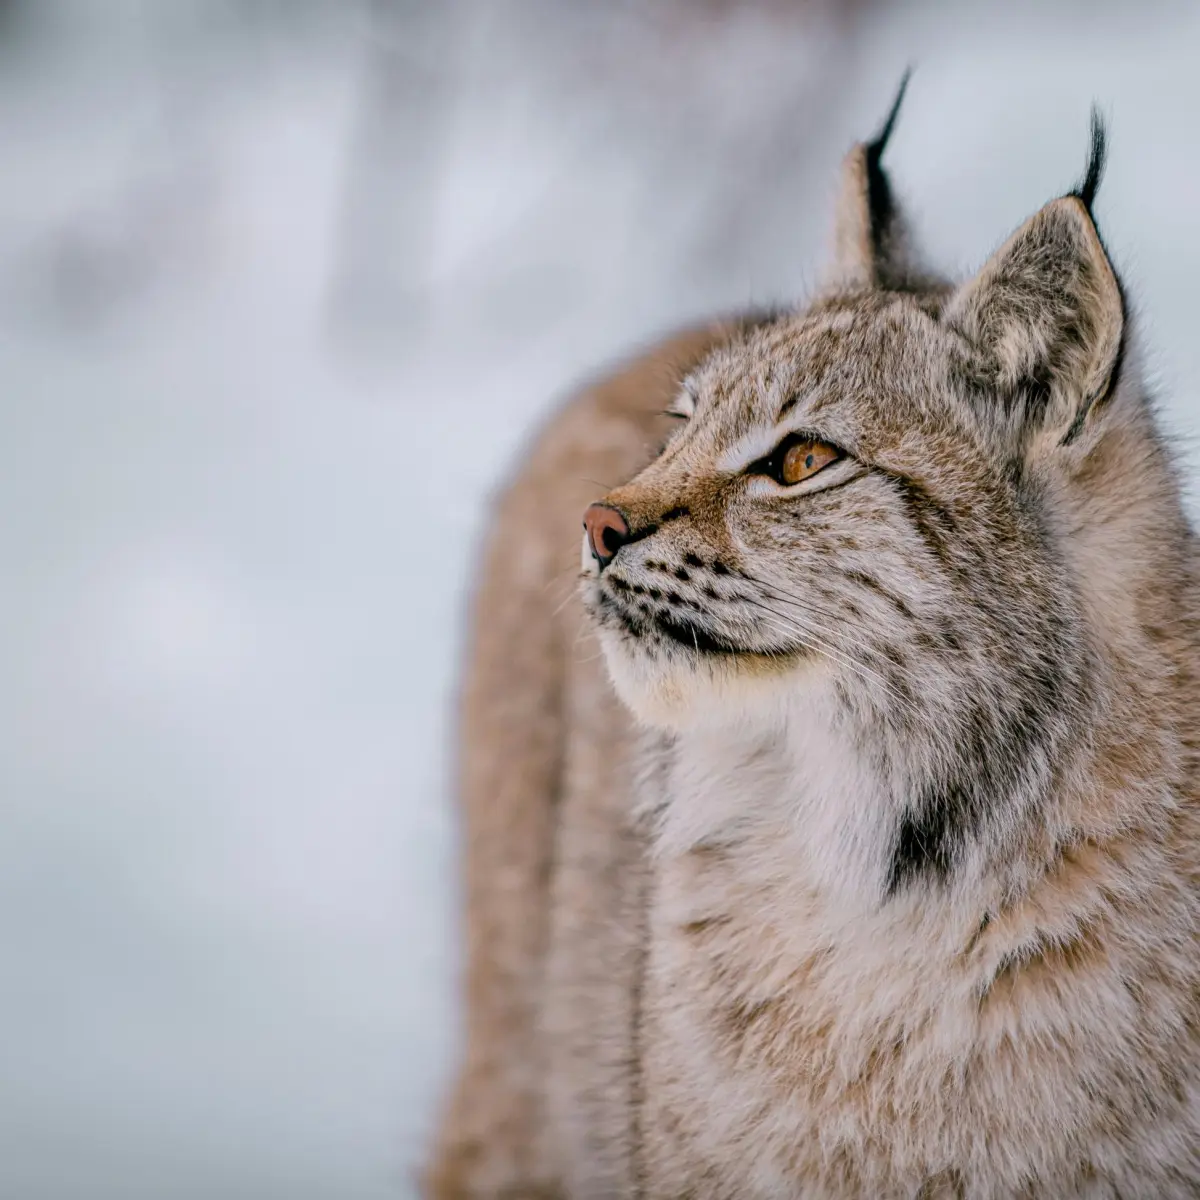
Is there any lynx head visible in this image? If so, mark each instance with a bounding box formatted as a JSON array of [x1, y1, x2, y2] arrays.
[[581, 83, 1184, 889]]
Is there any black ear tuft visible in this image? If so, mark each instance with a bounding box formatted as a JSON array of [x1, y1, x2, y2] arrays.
[[828, 68, 933, 291], [864, 69, 912, 249], [1072, 106, 1108, 212], [865, 68, 912, 166]]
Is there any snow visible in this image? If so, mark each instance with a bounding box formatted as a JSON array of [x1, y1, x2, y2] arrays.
[[2, 3, 1198, 1197]]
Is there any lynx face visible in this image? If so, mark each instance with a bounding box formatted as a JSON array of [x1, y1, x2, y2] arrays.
[[582, 293, 1080, 739]]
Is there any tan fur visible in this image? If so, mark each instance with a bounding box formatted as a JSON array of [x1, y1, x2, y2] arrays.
[[428, 106, 1200, 1198]]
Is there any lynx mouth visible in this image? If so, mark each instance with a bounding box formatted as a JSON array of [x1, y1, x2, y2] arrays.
[[590, 584, 796, 659]]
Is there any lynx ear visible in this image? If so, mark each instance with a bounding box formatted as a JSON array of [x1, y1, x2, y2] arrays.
[[945, 112, 1124, 445], [827, 71, 920, 291]]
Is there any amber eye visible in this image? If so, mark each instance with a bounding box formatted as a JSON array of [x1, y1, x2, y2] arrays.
[[776, 437, 841, 485]]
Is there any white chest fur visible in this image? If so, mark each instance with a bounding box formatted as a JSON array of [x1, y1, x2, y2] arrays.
[[645, 689, 898, 920], [632, 700, 992, 1196]]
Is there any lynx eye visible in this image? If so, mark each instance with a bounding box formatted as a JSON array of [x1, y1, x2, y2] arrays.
[[753, 434, 842, 486], [781, 438, 839, 484]]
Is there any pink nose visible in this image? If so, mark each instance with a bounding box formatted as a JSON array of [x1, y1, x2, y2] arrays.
[[583, 504, 630, 567]]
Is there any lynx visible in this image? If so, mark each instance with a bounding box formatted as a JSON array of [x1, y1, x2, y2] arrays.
[[426, 82, 1200, 1198]]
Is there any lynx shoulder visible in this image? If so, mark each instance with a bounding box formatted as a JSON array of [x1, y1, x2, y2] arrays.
[[428, 86, 1200, 1199]]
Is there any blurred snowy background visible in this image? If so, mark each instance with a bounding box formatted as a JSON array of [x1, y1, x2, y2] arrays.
[[2, 1, 1199, 1197]]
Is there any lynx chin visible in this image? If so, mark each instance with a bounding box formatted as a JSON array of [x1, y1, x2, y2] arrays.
[[427, 81, 1200, 1199]]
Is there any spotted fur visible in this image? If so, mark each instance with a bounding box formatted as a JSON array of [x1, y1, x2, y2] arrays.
[[428, 94, 1200, 1198]]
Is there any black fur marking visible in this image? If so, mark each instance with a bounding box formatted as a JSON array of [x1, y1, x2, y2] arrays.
[[843, 569, 915, 620], [1059, 405, 1090, 449], [683, 552, 704, 568], [1015, 370, 1054, 425], [934, 619, 964, 653], [886, 739, 998, 895], [660, 506, 690, 524], [598, 584, 793, 657], [872, 467, 957, 567], [674, 567, 690, 581], [1070, 106, 1108, 213], [712, 561, 731, 576], [651, 613, 758, 656], [864, 68, 912, 254], [887, 801, 953, 894], [886, 669, 1064, 895]]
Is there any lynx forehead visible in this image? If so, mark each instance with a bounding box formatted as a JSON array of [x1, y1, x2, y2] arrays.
[[431, 78, 1200, 1200]]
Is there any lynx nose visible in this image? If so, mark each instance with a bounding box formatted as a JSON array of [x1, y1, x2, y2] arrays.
[[583, 504, 630, 568]]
